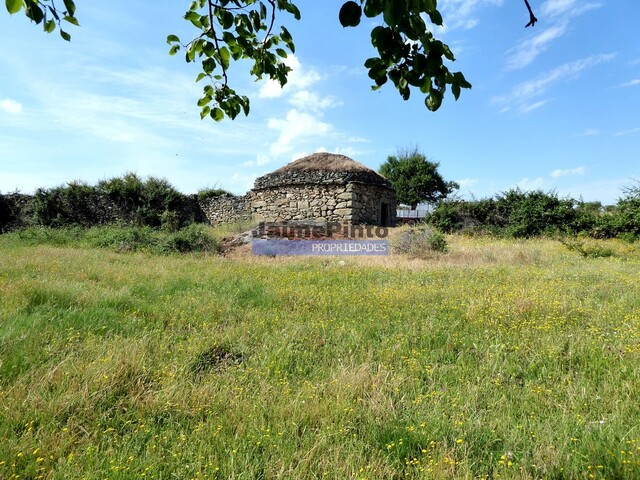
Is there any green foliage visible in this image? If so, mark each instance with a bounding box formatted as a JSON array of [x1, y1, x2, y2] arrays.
[[0, 192, 17, 233], [97, 172, 186, 227], [559, 236, 615, 258], [613, 181, 640, 237], [393, 224, 448, 257], [159, 223, 219, 253], [29, 173, 194, 229], [7, 0, 529, 120], [428, 186, 640, 240], [197, 187, 233, 202], [11, 224, 220, 254], [5, 0, 77, 41], [379, 147, 458, 208], [32, 181, 99, 227], [499, 189, 576, 238]]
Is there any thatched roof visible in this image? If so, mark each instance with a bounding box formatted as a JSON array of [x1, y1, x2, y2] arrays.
[[253, 152, 393, 190], [271, 152, 375, 174]]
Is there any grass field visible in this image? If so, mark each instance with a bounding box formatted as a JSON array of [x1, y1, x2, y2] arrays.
[[1, 230, 640, 479]]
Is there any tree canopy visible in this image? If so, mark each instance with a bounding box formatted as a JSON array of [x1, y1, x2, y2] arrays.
[[5, 0, 537, 121], [379, 148, 459, 208]]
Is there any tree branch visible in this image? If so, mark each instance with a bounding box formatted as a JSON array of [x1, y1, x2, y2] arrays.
[[524, 0, 538, 27]]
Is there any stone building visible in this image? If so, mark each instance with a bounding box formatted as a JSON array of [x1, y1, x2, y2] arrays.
[[201, 152, 397, 226]]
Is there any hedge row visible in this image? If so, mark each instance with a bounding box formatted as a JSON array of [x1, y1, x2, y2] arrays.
[[427, 187, 640, 239], [0, 173, 233, 233]]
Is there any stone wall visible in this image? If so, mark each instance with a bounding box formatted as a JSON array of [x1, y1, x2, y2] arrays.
[[0, 192, 206, 231], [250, 182, 396, 225], [254, 169, 392, 190], [199, 194, 250, 225], [349, 183, 397, 226]]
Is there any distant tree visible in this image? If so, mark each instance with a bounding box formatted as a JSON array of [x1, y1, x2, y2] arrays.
[[4, 0, 537, 121], [379, 148, 459, 209]]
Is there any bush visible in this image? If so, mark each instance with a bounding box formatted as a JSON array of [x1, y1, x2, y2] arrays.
[[197, 188, 233, 202], [8, 224, 220, 255], [394, 225, 448, 258], [0, 193, 15, 233], [97, 173, 187, 228], [559, 237, 615, 258], [612, 182, 640, 237], [32, 181, 100, 227], [161, 224, 219, 254]]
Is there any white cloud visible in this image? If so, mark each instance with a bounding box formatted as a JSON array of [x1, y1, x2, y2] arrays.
[[289, 90, 341, 112], [519, 100, 549, 114], [614, 127, 640, 137], [456, 178, 479, 188], [0, 98, 23, 114], [506, 1, 602, 70], [492, 54, 615, 113], [578, 128, 599, 136], [267, 109, 332, 156], [517, 177, 545, 190], [551, 166, 586, 178], [438, 0, 504, 31], [620, 79, 640, 88], [258, 55, 322, 99], [506, 23, 568, 70]]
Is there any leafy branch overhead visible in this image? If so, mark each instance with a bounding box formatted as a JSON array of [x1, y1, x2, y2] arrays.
[[5, 0, 537, 122]]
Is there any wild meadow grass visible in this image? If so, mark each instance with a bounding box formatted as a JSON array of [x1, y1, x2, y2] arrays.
[[0, 232, 639, 479]]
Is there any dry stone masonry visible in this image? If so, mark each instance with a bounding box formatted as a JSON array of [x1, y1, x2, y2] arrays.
[[201, 153, 397, 226], [199, 194, 250, 225]]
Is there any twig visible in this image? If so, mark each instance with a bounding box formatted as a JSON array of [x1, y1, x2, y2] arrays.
[[524, 0, 538, 27]]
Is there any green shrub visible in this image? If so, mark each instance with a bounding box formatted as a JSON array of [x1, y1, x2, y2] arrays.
[[97, 173, 187, 228], [0, 193, 15, 233], [161, 224, 219, 254], [394, 225, 448, 257], [612, 182, 640, 237], [85, 225, 160, 252], [160, 209, 181, 232], [32, 181, 100, 227], [559, 237, 615, 258], [197, 188, 232, 202]]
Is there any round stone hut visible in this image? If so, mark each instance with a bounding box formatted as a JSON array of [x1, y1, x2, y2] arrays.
[[250, 152, 397, 226]]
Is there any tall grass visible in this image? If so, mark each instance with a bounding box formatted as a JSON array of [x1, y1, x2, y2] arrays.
[[0, 235, 639, 479]]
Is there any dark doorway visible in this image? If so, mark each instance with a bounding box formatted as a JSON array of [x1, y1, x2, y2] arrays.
[[380, 203, 389, 227]]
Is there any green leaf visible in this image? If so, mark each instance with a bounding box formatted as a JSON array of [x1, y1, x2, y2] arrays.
[[339, 1, 362, 28], [5, 0, 22, 15], [169, 44, 180, 56], [166, 34, 180, 44], [426, 90, 442, 111], [59, 29, 71, 41], [428, 9, 443, 26], [62, 0, 75, 15], [280, 26, 295, 53], [210, 107, 224, 122], [219, 46, 230, 70], [63, 15, 79, 26], [44, 19, 56, 33], [200, 106, 211, 120], [25, 1, 44, 24], [383, 0, 406, 27], [451, 83, 461, 100], [195, 72, 207, 82], [363, 0, 384, 18], [197, 95, 211, 107], [276, 48, 287, 58], [219, 9, 234, 29], [453, 71, 472, 89]]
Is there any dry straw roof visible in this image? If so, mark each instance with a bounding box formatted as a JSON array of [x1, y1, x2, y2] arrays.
[[253, 152, 393, 189], [271, 152, 375, 174]]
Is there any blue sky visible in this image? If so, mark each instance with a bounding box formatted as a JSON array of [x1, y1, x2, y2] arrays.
[[1, 0, 638, 204]]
